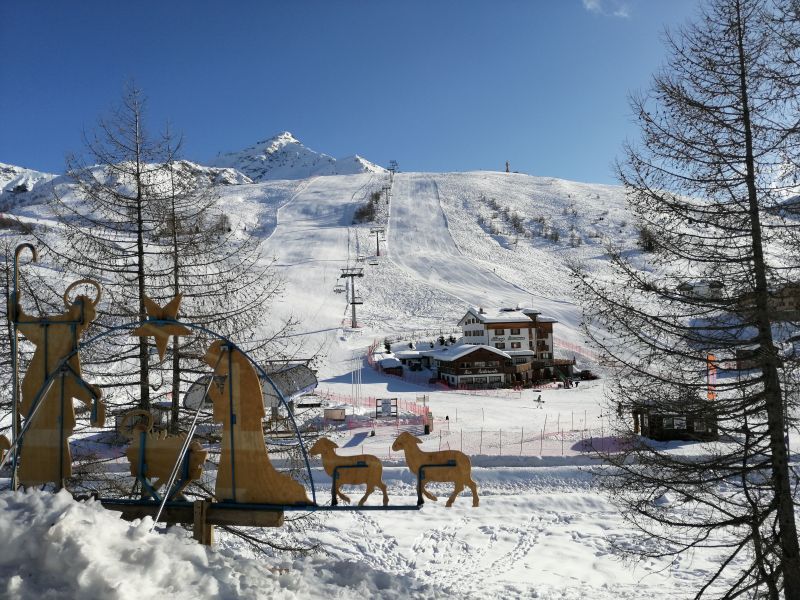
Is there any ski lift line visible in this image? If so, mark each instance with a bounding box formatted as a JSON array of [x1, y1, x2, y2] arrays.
[[5, 318, 317, 505], [151, 349, 226, 532]]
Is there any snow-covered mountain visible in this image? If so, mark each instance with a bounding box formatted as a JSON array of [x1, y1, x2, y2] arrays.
[[210, 131, 386, 181], [0, 163, 56, 196]]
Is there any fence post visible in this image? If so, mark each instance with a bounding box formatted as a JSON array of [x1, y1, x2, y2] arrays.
[[540, 428, 544, 456], [480, 428, 483, 454]]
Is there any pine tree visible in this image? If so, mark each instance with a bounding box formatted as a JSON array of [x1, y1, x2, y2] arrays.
[[575, 1, 800, 596]]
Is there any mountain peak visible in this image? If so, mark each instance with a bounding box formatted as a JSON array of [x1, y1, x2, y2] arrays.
[[211, 133, 385, 182]]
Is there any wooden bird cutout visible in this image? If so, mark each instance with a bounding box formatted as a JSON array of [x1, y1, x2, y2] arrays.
[[132, 294, 191, 360]]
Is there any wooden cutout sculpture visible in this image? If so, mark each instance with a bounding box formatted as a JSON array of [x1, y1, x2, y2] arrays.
[[13, 280, 105, 487], [309, 437, 389, 506], [132, 294, 191, 360], [204, 340, 311, 504], [392, 431, 479, 507], [0, 435, 10, 464], [120, 410, 207, 499]]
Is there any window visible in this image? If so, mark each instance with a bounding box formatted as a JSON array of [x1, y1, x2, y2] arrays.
[[487, 360, 499, 366], [495, 329, 505, 335], [474, 377, 487, 384], [460, 362, 469, 368], [663, 417, 674, 429], [511, 328, 520, 335], [462, 377, 473, 384], [488, 376, 502, 382], [529, 341, 534, 349], [495, 343, 506, 349], [694, 420, 706, 432], [674, 417, 687, 430], [511, 342, 521, 349], [474, 361, 486, 367], [642, 415, 649, 427]]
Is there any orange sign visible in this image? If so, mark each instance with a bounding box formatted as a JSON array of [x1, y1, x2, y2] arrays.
[[707, 353, 717, 400]]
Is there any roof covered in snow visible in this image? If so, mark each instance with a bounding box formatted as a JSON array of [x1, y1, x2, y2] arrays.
[[428, 344, 511, 362], [459, 306, 558, 325]]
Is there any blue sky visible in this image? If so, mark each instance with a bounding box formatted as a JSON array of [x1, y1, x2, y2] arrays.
[[0, 0, 699, 184]]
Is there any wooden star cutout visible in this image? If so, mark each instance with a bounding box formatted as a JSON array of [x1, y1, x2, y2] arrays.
[[132, 294, 191, 360]]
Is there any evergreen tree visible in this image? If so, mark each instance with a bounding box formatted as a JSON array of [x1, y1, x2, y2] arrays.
[[575, 1, 800, 596]]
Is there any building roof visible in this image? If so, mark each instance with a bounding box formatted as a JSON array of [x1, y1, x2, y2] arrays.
[[459, 306, 558, 325], [429, 343, 511, 362], [380, 357, 402, 368]]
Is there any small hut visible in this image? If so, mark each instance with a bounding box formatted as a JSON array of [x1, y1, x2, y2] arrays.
[[379, 357, 403, 377], [634, 393, 719, 442]]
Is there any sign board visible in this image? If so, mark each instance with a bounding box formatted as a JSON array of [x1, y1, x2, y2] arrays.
[[375, 397, 398, 419], [324, 408, 346, 422]]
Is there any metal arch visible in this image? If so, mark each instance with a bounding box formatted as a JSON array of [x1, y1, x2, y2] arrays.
[[4, 317, 317, 504]]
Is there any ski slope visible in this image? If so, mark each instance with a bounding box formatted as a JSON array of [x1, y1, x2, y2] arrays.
[[7, 166, 744, 599], [388, 173, 582, 340]]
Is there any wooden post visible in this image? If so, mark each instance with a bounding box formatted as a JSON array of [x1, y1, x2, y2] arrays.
[[193, 499, 214, 546]]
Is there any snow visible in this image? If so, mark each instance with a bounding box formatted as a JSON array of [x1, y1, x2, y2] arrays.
[[1, 160, 796, 598], [210, 132, 386, 181], [0, 490, 439, 599]]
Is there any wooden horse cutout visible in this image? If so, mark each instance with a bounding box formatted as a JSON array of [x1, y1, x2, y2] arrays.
[[13, 279, 105, 487], [204, 340, 310, 504], [392, 431, 479, 507], [309, 437, 389, 506]]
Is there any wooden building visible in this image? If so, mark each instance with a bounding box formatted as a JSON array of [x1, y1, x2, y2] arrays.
[[431, 344, 573, 388], [458, 306, 557, 360], [635, 403, 718, 442]]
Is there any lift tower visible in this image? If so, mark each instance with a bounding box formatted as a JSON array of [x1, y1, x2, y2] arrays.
[[340, 267, 364, 328], [370, 227, 385, 257]]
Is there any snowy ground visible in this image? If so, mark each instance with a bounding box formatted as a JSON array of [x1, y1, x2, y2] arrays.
[[2, 169, 799, 598]]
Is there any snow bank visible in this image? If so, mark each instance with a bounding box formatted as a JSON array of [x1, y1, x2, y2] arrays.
[[0, 490, 443, 599]]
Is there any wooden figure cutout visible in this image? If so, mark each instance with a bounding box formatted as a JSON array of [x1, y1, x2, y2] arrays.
[[132, 294, 191, 360], [120, 410, 207, 500], [392, 431, 479, 507], [204, 340, 311, 505], [14, 279, 105, 487], [0, 435, 10, 464], [309, 437, 389, 506]]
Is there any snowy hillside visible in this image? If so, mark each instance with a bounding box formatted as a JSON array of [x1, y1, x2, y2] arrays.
[[210, 131, 386, 181], [0, 163, 56, 197], [2, 165, 795, 599], [1, 166, 633, 369]]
